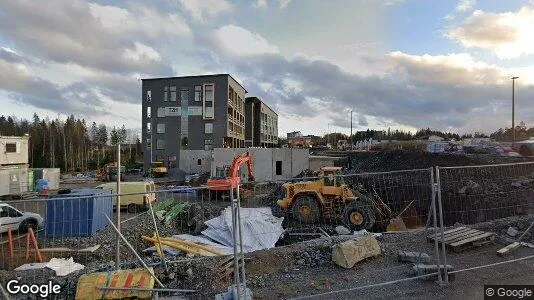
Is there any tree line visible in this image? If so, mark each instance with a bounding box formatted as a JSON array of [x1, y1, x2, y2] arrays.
[[0, 114, 141, 172]]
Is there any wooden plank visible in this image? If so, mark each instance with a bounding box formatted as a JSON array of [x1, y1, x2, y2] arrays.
[[442, 230, 486, 243], [497, 242, 521, 256], [428, 227, 472, 241], [449, 232, 494, 247], [427, 227, 466, 239]]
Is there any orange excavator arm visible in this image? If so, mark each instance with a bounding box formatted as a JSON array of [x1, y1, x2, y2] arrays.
[[229, 152, 255, 187]]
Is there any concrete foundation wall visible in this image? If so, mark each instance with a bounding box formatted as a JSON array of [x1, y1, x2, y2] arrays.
[[179, 150, 212, 174], [309, 156, 342, 171], [212, 148, 309, 182]]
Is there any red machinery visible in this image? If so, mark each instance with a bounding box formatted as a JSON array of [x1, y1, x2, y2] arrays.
[[203, 152, 255, 200]]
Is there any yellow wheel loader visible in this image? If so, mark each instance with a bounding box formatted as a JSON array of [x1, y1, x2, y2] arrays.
[[275, 167, 376, 231]]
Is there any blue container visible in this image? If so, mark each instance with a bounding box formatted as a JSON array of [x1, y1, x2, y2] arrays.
[[45, 189, 113, 237]]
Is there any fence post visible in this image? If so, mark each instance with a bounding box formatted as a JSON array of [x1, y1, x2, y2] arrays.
[[430, 168, 443, 284], [236, 184, 247, 295], [230, 187, 241, 299], [436, 166, 449, 284], [116, 143, 121, 270]]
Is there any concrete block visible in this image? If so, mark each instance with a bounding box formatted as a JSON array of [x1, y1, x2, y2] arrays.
[[397, 251, 431, 263], [332, 235, 381, 269], [215, 284, 253, 300], [506, 226, 519, 237]]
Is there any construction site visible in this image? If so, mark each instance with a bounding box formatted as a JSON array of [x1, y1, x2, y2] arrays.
[[2, 1, 534, 298], [1, 139, 534, 299]]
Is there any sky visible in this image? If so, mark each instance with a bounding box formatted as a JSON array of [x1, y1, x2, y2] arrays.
[[1, 0, 534, 137]]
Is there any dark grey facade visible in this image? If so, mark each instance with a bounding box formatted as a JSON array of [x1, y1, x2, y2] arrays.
[[245, 97, 278, 148], [141, 74, 246, 170]]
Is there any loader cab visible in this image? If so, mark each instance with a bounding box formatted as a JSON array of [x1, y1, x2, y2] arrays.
[[320, 167, 344, 196]]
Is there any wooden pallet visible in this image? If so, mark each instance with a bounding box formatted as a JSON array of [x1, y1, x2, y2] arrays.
[[427, 227, 495, 252]]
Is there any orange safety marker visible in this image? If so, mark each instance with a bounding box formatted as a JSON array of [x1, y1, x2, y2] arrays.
[[7, 228, 14, 259], [25, 228, 43, 263]]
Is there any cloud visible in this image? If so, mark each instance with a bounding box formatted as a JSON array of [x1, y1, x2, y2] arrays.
[[0, 0, 187, 74], [456, 0, 476, 12], [252, 0, 293, 9], [178, 0, 232, 23], [0, 55, 109, 117], [196, 24, 534, 132], [253, 0, 268, 9], [209, 25, 279, 56], [447, 7, 534, 59]]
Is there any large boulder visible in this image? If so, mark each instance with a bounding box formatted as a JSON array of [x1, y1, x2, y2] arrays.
[[332, 235, 381, 268]]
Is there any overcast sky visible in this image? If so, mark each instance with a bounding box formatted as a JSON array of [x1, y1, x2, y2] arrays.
[[1, 0, 534, 136]]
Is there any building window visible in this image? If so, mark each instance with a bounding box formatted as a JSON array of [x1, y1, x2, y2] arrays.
[[146, 123, 151, 134], [146, 138, 151, 149], [147, 90, 152, 102], [5, 143, 16, 153], [157, 107, 165, 118], [205, 123, 213, 134], [194, 86, 202, 102], [157, 123, 165, 134], [164, 86, 168, 101], [204, 139, 213, 150], [276, 161, 282, 175], [156, 139, 165, 150], [146, 107, 151, 118], [197, 159, 202, 165], [203, 84, 214, 119], [180, 89, 188, 102], [170, 86, 177, 101]]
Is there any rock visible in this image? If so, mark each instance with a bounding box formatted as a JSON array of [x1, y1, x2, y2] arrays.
[[335, 225, 351, 235], [411, 264, 455, 281], [296, 259, 305, 266], [511, 182, 522, 187], [507, 226, 519, 237], [155, 210, 166, 220], [331, 235, 381, 269], [168, 272, 176, 280], [186, 268, 193, 278]]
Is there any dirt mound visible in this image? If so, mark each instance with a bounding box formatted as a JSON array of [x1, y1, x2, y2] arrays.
[[346, 150, 532, 173]]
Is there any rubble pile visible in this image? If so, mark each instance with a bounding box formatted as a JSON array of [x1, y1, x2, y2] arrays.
[[294, 247, 332, 268]]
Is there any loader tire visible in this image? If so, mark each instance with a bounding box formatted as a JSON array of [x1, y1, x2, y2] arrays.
[[342, 201, 375, 231], [291, 195, 320, 224]]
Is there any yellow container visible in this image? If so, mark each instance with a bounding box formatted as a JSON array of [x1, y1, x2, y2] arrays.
[[75, 268, 155, 300]]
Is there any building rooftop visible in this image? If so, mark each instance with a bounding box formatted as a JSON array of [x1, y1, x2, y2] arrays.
[[245, 96, 278, 115], [141, 73, 247, 93]]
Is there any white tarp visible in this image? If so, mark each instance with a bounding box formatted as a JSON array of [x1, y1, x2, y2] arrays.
[[15, 257, 84, 276], [202, 207, 284, 253]]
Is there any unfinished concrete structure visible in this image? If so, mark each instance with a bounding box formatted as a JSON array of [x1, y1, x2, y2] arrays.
[[245, 97, 278, 147], [211, 148, 309, 182]]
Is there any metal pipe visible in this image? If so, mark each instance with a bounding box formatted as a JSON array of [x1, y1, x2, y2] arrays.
[[104, 214, 165, 288], [116, 143, 121, 270], [435, 167, 448, 284], [146, 193, 168, 272], [236, 184, 247, 296], [97, 287, 195, 293], [350, 110, 353, 151], [430, 169, 443, 283]]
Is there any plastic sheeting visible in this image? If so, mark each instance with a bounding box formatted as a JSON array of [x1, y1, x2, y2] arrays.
[[15, 257, 84, 276], [202, 207, 284, 253]]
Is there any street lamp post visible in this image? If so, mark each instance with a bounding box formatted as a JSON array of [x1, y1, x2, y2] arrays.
[[511, 76, 519, 143]]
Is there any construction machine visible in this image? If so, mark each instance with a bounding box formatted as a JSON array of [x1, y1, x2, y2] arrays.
[[150, 162, 168, 178], [275, 166, 376, 231], [199, 152, 254, 200], [97, 162, 125, 182]]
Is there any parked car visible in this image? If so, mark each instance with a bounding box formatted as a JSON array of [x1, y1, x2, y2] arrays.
[[0, 202, 44, 233]]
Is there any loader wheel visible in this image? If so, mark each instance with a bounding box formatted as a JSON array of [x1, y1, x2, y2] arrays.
[[342, 201, 375, 231], [291, 195, 320, 224]]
